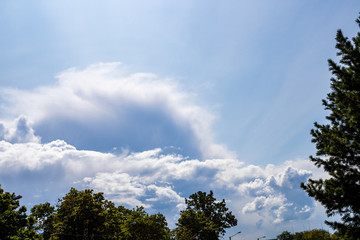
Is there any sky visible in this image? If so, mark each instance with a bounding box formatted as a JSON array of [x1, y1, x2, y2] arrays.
[[0, 1, 359, 239]]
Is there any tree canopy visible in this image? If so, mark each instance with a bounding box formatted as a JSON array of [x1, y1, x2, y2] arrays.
[[277, 229, 334, 240], [52, 188, 111, 239], [0, 184, 27, 239], [30, 202, 55, 240], [0, 186, 172, 240], [50, 188, 170, 240], [301, 15, 360, 238], [0, 184, 39, 240], [175, 190, 237, 240]]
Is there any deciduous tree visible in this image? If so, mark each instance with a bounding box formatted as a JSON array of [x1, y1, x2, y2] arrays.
[[119, 206, 170, 240], [50, 188, 170, 240], [277, 229, 333, 240], [277, 231, 294, 240], [0, 184, 40, 239], [52, 188, 111, 240], [31, 202, 55, 240], [175, 190, 237, 240]]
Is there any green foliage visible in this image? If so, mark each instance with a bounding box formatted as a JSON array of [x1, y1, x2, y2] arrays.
[[49, 188, 170, 240], [0, 187, 237, 240], [300, 229, 332, 240], [175, 208, 218, 240], [0, 184, 41, 240], [301, 15, 360, 238], [277, 231, 294, 240], [31, 202, 55, 240], [175, 190, 237, 240], [11, 226, 42, 240], [119, 206, 170, 240], [52, 188, 116, 239], [278, 229, 334, 240]]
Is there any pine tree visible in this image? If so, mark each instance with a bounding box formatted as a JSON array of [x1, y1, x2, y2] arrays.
[[301, 15, 360, 238]]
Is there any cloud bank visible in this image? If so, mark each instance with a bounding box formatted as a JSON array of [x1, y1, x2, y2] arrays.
[[0, 127, 323, 226], [0, 63, 327, 236]]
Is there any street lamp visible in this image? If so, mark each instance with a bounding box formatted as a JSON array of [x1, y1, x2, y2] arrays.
[[257, 236, 266, 240], [229, 231, 241, 240]]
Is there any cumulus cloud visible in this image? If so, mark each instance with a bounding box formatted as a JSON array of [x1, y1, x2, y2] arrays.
[[84, 171, 184, 209], [239, 166, 313, 223], [0, 62, 234, 159], [0, 116, 40, 144], [0, 131, 322, 226], [84, 172, 149, 208]]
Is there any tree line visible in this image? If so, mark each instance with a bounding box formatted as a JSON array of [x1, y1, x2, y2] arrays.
[[0, 183, 356, 240], [0, 185, 237, 240], [277, 230, 342, 240]]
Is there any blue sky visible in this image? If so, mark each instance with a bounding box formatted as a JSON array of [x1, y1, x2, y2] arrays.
[[1, 1, 359, 239]]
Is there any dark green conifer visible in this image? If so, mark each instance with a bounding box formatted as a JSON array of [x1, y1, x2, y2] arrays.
[[301, 15, 360, 238]]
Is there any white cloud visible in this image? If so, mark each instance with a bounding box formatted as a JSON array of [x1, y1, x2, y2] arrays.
[[0, 132, 325, 227], [82, 171, 185, 209], [0, 62, 234, 159], [83, 172, 149, 208], [238, 166, 314, 224], [0, 116, 40, 144]]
